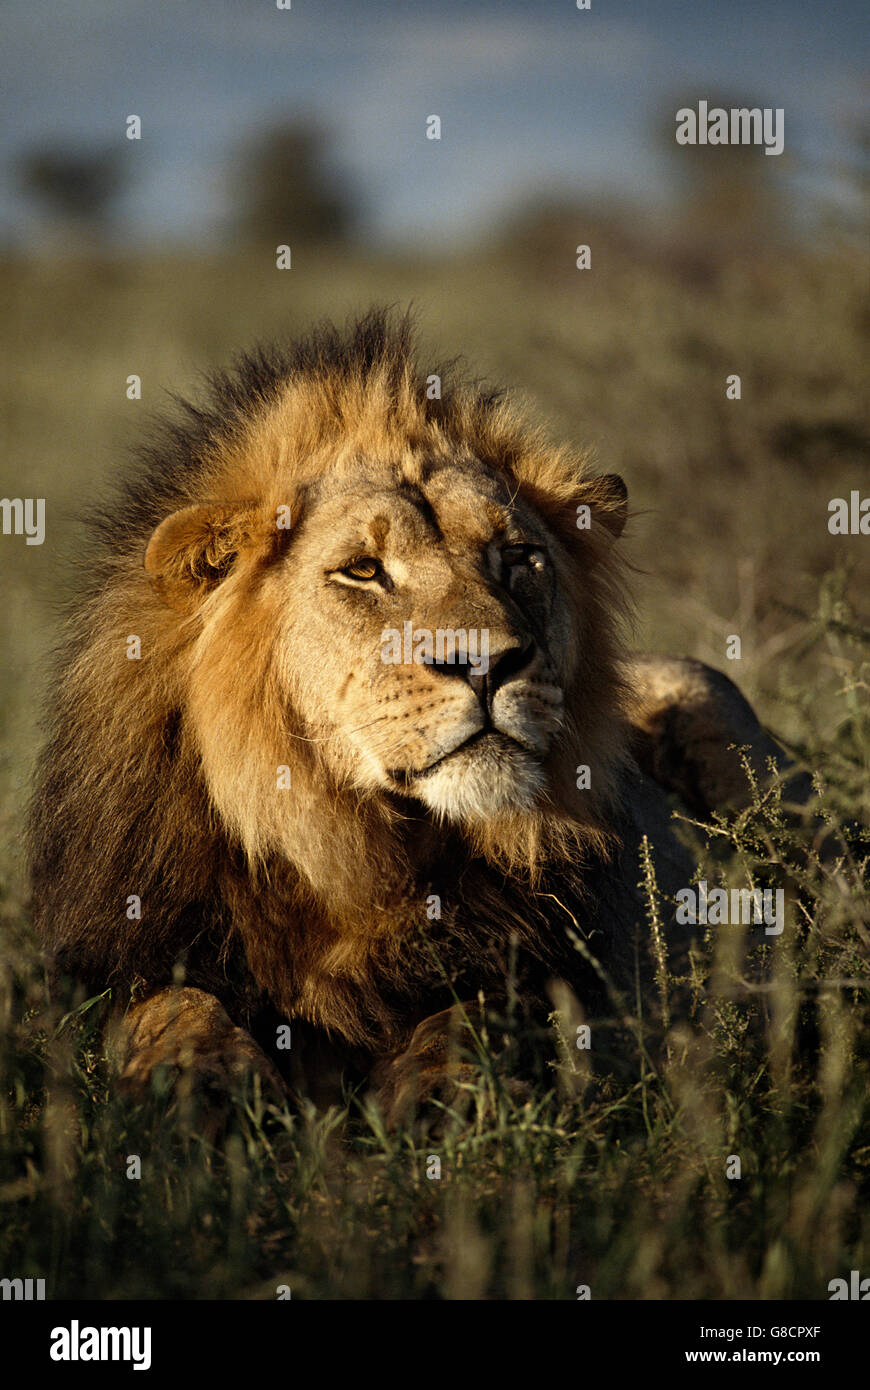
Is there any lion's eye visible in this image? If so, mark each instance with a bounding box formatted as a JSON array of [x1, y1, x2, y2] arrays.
[[341, 557, 381, 581], [502, 544, 546, 572]]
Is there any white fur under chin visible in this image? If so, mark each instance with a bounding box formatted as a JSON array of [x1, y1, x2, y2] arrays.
[[414, 737, 545, 822]]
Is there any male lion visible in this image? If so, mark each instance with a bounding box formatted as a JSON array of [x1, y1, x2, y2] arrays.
[[28, 310, 796, 1123]]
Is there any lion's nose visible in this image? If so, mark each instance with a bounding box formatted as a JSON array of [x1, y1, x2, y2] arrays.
[[460, 637, 537, 710]]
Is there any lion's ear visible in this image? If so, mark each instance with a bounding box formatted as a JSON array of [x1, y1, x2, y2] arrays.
[[589, 473, 628, 540], [145, 503, 256, 612]]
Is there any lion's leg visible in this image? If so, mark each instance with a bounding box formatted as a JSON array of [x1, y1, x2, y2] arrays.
[[108, 986, 288, 1109], [625, 653, 813, 817], [369, 1004, 484, 1128], [370, 1001, 535, 1128]]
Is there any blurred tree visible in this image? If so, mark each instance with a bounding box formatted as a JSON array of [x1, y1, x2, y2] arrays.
[[657, 92, 787, 281], [17, 147, 125, 239], [233, 121, 354, 245], [499, 195, 641, 280]]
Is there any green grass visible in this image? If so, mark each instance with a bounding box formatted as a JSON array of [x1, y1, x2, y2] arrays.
[[0, 240, 867, 1298]]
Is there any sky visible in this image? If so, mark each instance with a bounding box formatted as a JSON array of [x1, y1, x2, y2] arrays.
[[1, 0, 867, 248]]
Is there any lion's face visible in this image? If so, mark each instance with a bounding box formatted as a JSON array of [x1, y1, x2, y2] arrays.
[[145, 399, 627, 885], [274, 457, 573, 822]]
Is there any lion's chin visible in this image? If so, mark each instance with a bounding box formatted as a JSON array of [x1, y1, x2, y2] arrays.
[[405, 733, 546, 823]]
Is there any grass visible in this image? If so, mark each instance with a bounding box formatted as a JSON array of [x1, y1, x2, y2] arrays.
[[0, 233, 867, 1298]]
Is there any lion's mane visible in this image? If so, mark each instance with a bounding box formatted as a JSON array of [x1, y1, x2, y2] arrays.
[[28, 310, 636, 1048]]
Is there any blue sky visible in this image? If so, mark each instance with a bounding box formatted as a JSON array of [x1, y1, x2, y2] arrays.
[[1, 0, 867, 247]]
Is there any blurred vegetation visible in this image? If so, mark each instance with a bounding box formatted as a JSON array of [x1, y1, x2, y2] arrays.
[[658, 92, 789, 274], [16, 146, 127, 244], [0, 203, 867, 1296], [232, 121, 356, 246]]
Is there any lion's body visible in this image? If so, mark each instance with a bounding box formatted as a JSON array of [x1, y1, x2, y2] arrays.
[[28, 311, 790, 1113]]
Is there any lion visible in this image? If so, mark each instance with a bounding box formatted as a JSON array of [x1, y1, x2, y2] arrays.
[[27, 309, 799, 1124]]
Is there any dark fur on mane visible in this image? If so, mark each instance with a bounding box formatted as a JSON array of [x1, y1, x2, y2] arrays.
[[87, 307, 503, 575]]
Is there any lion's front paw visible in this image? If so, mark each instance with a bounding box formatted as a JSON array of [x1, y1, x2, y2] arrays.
[[369, 1003, 497, 1130], [109, 987, 288, 1118]]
